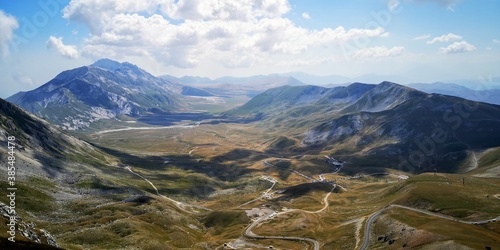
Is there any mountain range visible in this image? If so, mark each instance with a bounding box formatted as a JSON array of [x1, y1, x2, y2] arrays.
[[228, 82, 500, 173], [8, 59, 500, 132], [408, 82, 500, 105], [7, 59, 212, 130], [5, 59, 500, 173]]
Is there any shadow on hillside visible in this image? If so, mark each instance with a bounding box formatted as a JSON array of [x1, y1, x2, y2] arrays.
[[273, 182, 334, 201], [135, 112, 263, 126], [92, 144, 258, 183], [33, 152, 65, 179], [0, 237, 63, 250], [210, 149, 267, 163], [136, 112, 217, 126]]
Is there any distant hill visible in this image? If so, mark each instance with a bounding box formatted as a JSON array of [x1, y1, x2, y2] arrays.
[[408, 82, 500, 105], [7, 59, 212, 130]]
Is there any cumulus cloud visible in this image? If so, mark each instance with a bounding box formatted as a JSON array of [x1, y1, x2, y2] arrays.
[[439, 41, 476, 54], [301, 12, 310, 19], [413, 34, 431, 40], [426, 33, 462, 44], [494, 39, 500, 44], [0, 10, 19, 57], [353, 46, 404, 59], [62, 0, 390, 68], [46, 36, 80, 59]]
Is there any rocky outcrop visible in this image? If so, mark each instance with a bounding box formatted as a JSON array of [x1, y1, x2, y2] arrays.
[[0, 202, 58, 248]]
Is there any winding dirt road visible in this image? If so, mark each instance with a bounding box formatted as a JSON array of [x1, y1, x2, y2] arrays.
[[360, 204, 500, 250], [124, 166, 211, 214], [243, 186, 337, 249]]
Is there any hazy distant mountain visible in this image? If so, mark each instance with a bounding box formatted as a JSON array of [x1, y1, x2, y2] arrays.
[[228, 82, 500, 172], [162, 74, 305, 97], [166, 72, 411, 88], [448, 77, 500, 90], [273, 72, 411, 86], [408, 82, 500, 105], [7, 59, 212, 130], [272, 72, 351, 86]]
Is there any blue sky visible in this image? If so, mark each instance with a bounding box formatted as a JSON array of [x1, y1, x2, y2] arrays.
[[0, 0, 499, 97]]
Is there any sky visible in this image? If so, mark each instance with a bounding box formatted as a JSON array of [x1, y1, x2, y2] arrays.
[[0, 0, 499, 98]]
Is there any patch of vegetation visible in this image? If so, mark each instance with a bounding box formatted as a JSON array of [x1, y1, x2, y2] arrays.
[[395, 174, 500, 219], [0, 181, 55, 215], [269, 136, 296, 149], [203, 210, 249, 228], [388, 208, 500, 249]]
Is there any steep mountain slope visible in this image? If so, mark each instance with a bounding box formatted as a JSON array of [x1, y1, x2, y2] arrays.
[[7, 59, 212, 130], [0, 98, 107, 167], [408, 82, 500, 105], [0, 98, 111, 247], [0, 98, 207, 249]]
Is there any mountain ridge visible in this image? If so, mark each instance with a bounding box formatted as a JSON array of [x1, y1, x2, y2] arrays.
[[227, 81, 500, 172], [7, 59, 212, 130]]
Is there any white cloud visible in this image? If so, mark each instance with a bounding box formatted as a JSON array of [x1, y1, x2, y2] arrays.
[[62, 0, 390, 68], [0, 10, 19, 57], [439, 41, 476, 54], [493, 39, 500, 44], [46, 36, 80, 59], [301, 12, 310, 19], [13, 73, 33, 86], [63, 0, 162, 33], [413, 34, 431, 40], [353, 46, 405, 59], [426, 33, 462, 44]]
